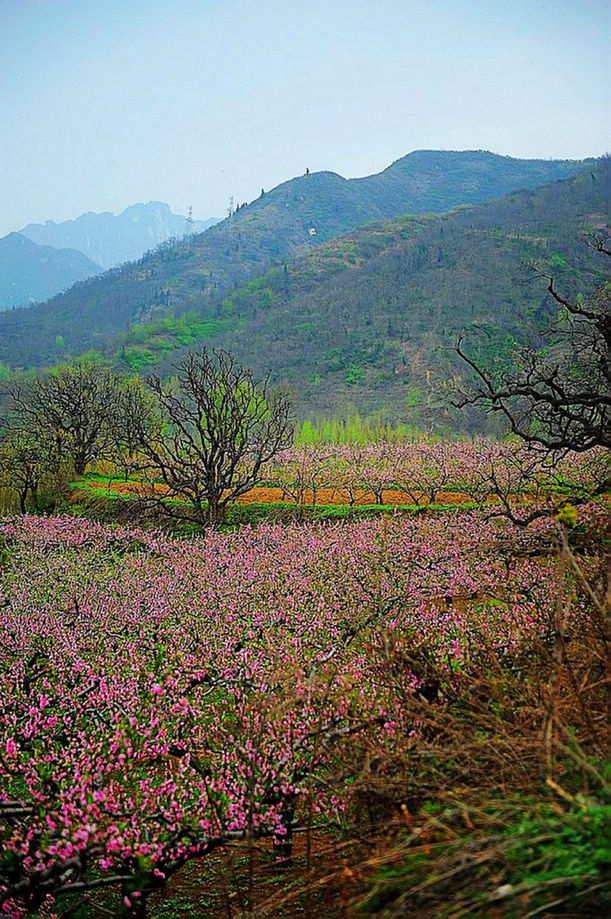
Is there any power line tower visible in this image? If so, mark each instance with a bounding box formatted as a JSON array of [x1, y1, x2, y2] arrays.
[[228, 196, 236, 240]]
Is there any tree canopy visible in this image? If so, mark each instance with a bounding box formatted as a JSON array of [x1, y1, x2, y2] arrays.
[[123, 348, 293, 526]]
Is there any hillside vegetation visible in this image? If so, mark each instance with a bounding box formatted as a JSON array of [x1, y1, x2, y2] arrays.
[[0, 151, 594, 369], [53, 159, 610, 432], [207, 163, 609, 425]]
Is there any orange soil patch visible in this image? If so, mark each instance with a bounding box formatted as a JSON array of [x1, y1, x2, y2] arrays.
[[84, 480, 475, 506]]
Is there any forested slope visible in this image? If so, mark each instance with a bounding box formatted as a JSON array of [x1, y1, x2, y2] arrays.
[[115, 161, 610, 427], [0, 151, 592, 367]]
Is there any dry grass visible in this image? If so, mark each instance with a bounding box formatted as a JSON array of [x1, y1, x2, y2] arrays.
[[141, 535, 609, 919]]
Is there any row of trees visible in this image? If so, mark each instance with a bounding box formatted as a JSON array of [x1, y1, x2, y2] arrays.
[[0, 350, 293, 525], [268, 442, 607, 508]]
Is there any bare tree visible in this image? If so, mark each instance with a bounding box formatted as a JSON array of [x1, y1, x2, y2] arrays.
[[125, 348, 293, 526], [2, 363, 126, 475], [454, 238, 610, 453]]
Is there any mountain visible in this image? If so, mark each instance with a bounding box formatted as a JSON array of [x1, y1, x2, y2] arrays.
[[214, 166, 610, 427], [0, 233, 100, 311], [346, 148, 595, 214], [0, 151, 598, 368], [21, 202, 219, 270], [106, 161, 608, 430]]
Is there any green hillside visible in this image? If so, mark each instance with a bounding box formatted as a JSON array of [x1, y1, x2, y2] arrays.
[[109, 160, 610, 430], [0, 151, 593, 368]]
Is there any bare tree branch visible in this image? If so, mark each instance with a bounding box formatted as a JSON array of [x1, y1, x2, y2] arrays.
[[120, 348, 294, 526], [454, 243, 610, 453]]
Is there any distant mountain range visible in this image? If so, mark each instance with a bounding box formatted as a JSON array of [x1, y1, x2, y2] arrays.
[[0, 202, 219, 311], [20, 202, 219, 270], [0, 150, 596, 365], [0, 233, 100, 310]]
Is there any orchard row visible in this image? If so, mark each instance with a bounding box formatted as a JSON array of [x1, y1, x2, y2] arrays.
[[264, 442, 608, 505]]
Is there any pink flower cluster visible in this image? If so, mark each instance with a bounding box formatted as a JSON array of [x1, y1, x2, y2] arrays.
[[266, 441, 607, 506], [0, 502, 602, 915]]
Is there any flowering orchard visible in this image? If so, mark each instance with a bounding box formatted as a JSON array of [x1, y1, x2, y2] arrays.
[[266, 442, 607, 510], [0, 504, 606, 916], [87, 442, 608, 531]]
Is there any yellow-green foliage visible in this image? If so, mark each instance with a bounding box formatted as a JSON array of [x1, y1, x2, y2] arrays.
[[116, 313, 235, 371], [295, 414, 425, 444]]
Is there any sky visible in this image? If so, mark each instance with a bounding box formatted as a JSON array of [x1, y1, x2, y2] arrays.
[[1, 0, 609, 236]]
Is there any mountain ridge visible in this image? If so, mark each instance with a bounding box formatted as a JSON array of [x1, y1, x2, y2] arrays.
[[0, 233, 100, 311], [89, 161, 609, 431], [0, 150, 600, 369], [21, 202, 219, 270], [143, 161, 608, 428]]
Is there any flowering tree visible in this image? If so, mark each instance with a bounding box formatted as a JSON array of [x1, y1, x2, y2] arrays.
[[1, 502, 604, 916], [270, 445, 336, 505], [390, 443, 461, 506]]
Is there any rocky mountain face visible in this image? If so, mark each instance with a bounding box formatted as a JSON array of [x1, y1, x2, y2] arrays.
[[21, 202, 219, 270]]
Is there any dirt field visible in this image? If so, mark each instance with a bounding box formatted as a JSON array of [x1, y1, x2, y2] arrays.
[[84, 480, 475, 506]]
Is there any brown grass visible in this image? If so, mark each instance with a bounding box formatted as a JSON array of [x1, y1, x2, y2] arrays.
[[140, 539, 609, 918]]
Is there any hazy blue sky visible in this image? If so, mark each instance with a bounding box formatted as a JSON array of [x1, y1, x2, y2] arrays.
[[1, 0, 609, 236]]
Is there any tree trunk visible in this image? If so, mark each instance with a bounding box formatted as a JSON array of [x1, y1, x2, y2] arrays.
[[74, 454, 87, 476], [273, 815, 294, 865], [206, 494, 224, 527]]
